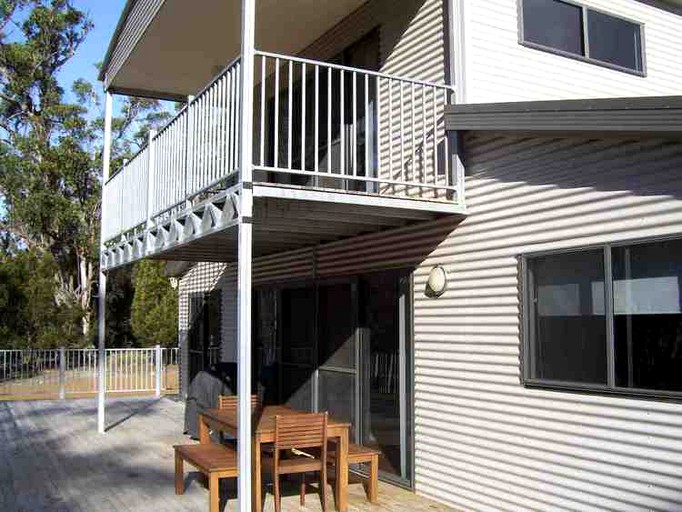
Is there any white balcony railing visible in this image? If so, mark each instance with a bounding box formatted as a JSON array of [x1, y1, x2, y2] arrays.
[[103, 58, 242, 242], [252, 50, 456, 200], [102, 52, 456, 243]]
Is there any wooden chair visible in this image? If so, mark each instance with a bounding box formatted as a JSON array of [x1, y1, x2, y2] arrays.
[[328, 441, 380, 504], [174, 443, 238, 512], [217, 393, 261, 411], [264, 412, 329, 512], [217, 394, 261, 445]]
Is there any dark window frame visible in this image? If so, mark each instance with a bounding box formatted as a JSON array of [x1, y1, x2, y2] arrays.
[[520, 236, 682, 402], [517, 0, 647, 77]]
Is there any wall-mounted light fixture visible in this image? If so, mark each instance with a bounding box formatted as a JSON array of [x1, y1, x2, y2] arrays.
[[169, 277, 179, 290], [425, 265, 448, 298]]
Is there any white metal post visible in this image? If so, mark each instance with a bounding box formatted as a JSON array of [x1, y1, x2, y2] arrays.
[[98, 91, 113, 434], [184, 95, 194, 208], [58, 347, 66, 400], [238, 0, 256, 510], [147, 129, 157, 227], [155, 344, 162, 398]]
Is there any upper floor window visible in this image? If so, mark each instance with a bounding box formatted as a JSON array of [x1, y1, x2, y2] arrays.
[[522, 238, 682, 399], [519, 0, 645, 76]]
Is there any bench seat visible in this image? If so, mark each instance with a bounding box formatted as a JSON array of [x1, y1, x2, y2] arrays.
[[328, 442, 380, 504], [174, 443, 238, 512]]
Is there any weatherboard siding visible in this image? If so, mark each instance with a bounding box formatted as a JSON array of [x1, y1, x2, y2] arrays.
[[461, 0, 682, 103], [412, 132, 682, 511]]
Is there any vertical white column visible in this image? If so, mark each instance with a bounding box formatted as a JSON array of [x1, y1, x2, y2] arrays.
[[58, 347, 66, 400], [147, 129, 157, 227], [155, 344, 162, 398], [98, 91, 113, 434], [238, 1, 255, 511], [447, 0, 466, 203]]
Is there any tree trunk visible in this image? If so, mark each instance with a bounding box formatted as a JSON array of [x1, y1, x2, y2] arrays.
[[78, 254, 95, 342]]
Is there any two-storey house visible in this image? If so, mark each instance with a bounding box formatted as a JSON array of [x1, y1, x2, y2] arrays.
[[98, 0, 682, 510]]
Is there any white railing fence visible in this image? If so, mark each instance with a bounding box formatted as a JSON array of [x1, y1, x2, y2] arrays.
[[253, 50, 456, 200], [103, 58, 242, 241], [0, 347, 179, 399]]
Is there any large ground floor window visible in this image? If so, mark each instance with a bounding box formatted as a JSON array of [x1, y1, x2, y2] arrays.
[[253, 269, 413, 486], [522, 237, 682, 398]]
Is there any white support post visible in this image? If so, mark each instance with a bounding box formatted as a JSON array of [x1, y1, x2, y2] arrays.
[[451, 130, 465, 205], [98, 91, 113, 435], [184, 95, 194, 208], [237, 1, 255, 511], [155, 344, 162, 398], [58, 347, 66, 400], [147, 129, 157, 227]]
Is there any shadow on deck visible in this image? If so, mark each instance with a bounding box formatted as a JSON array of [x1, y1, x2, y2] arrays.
[[0, 397, 456, 512]]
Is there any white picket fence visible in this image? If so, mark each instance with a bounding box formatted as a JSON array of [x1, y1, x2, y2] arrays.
[[0, 347, 178, 399]]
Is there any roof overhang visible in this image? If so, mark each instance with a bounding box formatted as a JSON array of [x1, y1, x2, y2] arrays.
[[445, 96, 682, 138], [100, 0, 369, 101]]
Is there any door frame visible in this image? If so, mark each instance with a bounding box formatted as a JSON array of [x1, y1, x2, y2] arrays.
[[253, 270, 415, 488]]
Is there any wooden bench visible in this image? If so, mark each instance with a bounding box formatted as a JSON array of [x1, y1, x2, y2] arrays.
[[329, 443, 380, 504], [174, 443, 238, 512]]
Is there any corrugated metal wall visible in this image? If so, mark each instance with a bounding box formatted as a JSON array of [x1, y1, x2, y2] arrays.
[[301, 0, 449, 197], [301, 0, 446, 84], [462, 0, 682, 103], [412, 132, 682, 512], [104, 0, 165, 89]]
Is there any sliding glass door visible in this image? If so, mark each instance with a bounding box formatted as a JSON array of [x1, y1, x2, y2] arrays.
[[252, 270, 413, 486], [359, 272, 412, 482], [317, 282, 357, 437]]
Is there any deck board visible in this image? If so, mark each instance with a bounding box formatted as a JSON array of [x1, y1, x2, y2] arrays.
[[0, 397, 456, 512]]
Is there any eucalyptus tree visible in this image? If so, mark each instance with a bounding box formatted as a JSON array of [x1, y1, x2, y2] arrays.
[[0, 0, 171, 345]]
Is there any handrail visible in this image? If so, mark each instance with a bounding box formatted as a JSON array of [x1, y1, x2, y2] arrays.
[[254, 49, 455, 91], [106, 143, 149, 185], [190, 54, 243, 104], [107, 55, 244, 185], [151, 54, 243, 142]]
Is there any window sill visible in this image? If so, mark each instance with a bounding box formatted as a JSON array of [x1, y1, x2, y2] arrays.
[[523, 378, 682, 404]]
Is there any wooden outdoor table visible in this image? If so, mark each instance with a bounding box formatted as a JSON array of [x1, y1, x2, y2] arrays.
[[199, 405, 350, 512]]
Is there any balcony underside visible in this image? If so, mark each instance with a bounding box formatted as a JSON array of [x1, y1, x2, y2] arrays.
[[102, 0, 368, 99], [101, 184, 464, 270]]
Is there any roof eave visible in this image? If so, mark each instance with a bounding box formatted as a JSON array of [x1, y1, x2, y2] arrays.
[[445, 96, 682, 135], [98, 0, 138, 84]]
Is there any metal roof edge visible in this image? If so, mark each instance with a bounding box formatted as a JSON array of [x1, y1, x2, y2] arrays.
[[98, 0, 138, 83]]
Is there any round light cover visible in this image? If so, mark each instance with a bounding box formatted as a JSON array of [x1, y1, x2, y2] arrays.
[[425, 265, 448, 297]]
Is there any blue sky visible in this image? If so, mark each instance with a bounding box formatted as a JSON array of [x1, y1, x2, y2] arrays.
[[59, 0, 127, 99]]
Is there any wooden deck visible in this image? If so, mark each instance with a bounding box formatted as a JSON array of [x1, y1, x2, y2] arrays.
[[0, 397, 455, 512]]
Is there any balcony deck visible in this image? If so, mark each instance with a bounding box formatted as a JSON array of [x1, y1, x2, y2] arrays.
[[101, 52, 463, 270], [0, 397, 456, 512]]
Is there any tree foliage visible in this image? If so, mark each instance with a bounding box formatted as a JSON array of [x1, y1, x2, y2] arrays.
[[0, 0, 173, 348], [131, 260, 178, 347], [0, 251, 82, 347]]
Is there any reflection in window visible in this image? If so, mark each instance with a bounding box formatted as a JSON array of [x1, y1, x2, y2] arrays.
[[524, 239, 682, 397], [613, 240, 682, 391], [529, 251, 607, 384], [520, 0, 645, 74]]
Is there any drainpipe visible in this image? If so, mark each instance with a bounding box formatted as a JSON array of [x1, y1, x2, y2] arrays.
[[447, 0, 467, 205]]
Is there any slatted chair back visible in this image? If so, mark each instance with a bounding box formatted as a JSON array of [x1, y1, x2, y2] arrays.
[[217, 394, 260, 411], [274, 412, 328, 451], [272, 412, 329, 512]]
